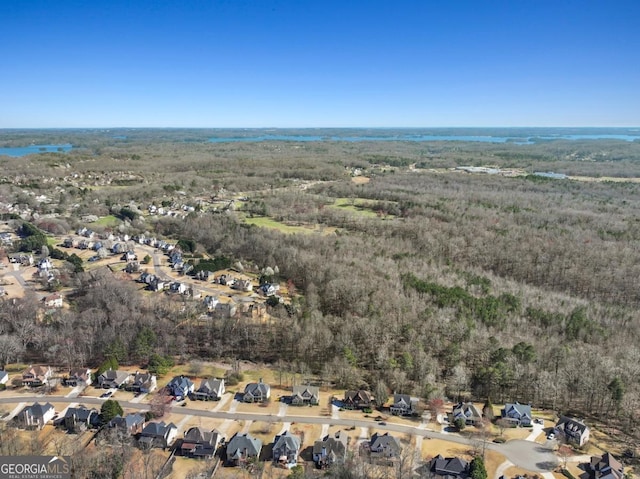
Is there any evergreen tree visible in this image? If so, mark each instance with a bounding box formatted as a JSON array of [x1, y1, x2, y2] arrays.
[[100, 400, 123, 424], [470, 456, 487, 479]]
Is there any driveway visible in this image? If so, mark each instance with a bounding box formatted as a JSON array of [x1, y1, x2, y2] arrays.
[[494, 440, 558, 472]]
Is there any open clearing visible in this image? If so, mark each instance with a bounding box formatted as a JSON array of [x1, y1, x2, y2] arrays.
[[242, 215, 336, 235]]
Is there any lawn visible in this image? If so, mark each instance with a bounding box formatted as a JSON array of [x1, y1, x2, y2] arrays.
[[242, 215, 326, 234], [329, 198, 393, 218], [248, 420, 281, 446], [331, 198, 380, 218], [92, 215, 121, 227], [166, 456, 214, 479]]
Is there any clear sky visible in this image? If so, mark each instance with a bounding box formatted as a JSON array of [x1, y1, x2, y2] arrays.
[[1, 0, 639, 128]]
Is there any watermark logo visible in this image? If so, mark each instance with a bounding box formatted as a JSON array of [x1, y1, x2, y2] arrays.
[[0, 456, 70, 479]]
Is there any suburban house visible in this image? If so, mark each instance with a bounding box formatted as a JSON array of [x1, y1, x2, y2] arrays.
[[243, 380, 271, 403], [149, 279, 165, 292], [16, 402, 55, 430], [78, 239, 94, 250], [343, 390, 374, 410], [390, 394, 418, 416], [233, 296, 265, 318], [195, 270, 212, 281], [63, 405, 99, 433], [291, 385, 320, 406], [0, 370, 9, 385], [128, 372, 157, 393], [167, 376, 195, 400], [98, 370, 131, 389], [368, 432, 402, 464], [109, 413, 146, 435], [22, 365, 52, 387], [232, 279, 253, 292], [138, 421, 178, 449], [169, 282, 188, 294], [180, 427, 222, 458], [138, 272, 155, 284], [203, 295, 219, 311], [313, 431, 349, 468], [43, 293, 63, 308], [124, 262, 140, 274], [500, 402, 533, 427], [121, 251, 137, 262], [272, 431, 301, 468], [589, 452, 624, 479], [258, 283, 279, 296], [226, 433, 263, 466], [63, 238, 78, 248], [555, 416, 590, 446], [111, 243, 124, 254], [37, 258, 53, 272], [449, 402, 483, 426], [193, 378, 225, 401], [214, 301, 237, 318], [429, 455, 470, 479], [65, 367, 92, 387]]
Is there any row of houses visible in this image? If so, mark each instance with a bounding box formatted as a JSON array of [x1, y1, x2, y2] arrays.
[[12, 400, 610, 475], [74, 229, 170, 252], [137, 273, 199, 296], [97, 370, 157, 392], [148, 204, 196, 216], [448, 400, 591, 447], [1, 365, 156, 392]]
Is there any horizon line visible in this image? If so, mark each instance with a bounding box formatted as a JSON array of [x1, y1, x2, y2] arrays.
[[1, 126, 639, 130]]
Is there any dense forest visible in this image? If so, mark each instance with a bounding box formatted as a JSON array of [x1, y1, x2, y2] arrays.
[[2, 130, 640, 438]]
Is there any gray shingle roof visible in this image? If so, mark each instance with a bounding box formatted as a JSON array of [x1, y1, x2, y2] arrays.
[[226, 433, 262, 459]]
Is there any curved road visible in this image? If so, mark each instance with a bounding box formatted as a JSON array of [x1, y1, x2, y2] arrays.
[[0, 395, 558, 472]]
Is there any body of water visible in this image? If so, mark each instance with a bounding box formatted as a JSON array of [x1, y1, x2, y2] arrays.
[[0, 144, 73, 157], [208, 132, 640, 144]]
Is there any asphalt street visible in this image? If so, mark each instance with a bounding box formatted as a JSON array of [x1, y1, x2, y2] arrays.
[[0, 395, 559, 472]]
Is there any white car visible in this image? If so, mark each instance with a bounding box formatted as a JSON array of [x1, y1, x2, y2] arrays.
[[547, 432, 555, 440]]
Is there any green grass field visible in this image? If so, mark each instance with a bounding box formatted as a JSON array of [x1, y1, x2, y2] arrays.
[[93, 215, 121, 227], [242, 215, 318, 234], [331, 197, 381, 218]]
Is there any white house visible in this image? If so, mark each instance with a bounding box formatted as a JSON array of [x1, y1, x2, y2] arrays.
[[17, 402, 55, 429], [43, 293, 63, 308]]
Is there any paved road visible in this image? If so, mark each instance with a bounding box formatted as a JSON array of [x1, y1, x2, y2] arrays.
[[0, 395, 559, 471], [4, 269, 28, 289]]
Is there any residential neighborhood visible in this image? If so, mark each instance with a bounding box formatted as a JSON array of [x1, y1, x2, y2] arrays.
[[0, 352, 631, 479], [0, 218, 633, 478]]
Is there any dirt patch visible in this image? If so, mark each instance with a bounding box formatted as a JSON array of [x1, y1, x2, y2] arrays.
[[0, 276, 25, 298], [351, 176, 370, 184], [570, 175, 640, 183]]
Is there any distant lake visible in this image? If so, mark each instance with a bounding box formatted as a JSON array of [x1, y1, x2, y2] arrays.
[[0, 144, 73, 157], [208, 132, 640, 144]]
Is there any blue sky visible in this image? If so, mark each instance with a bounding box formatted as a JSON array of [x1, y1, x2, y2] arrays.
[[1, 0, 639, 127]]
